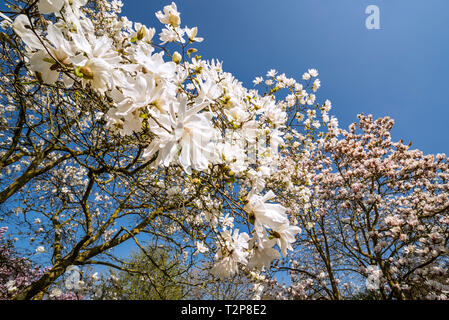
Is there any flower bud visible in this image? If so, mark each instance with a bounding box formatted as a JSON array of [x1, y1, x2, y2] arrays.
[[80, 66, 94, 80], [137, 26, 146, 41], [249, 212, 255, 225], [187, 48, 198, 59], [172, 51, 182, 64]]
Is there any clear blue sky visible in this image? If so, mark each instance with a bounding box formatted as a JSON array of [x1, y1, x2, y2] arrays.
[[123, 0, 449, 155]]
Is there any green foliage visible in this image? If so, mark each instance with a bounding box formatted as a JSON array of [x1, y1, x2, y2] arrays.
[[102, 246, 187, 300]]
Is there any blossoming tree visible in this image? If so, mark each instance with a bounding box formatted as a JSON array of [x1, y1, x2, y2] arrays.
[[0, 227, 45, 299], [275, 115, 449, 300], [0, 0, 333, 299]]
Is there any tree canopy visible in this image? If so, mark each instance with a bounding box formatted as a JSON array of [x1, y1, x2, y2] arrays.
[[0, 0, 447, 300]]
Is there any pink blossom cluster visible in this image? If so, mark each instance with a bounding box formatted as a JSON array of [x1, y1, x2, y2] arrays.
[[0, 227, 44, 299], [0, 227, 80, 300], [277, 115, 449, 300]]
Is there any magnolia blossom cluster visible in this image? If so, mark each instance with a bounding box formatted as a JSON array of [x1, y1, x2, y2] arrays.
[[8, 0, 331, 279], [0, 227, 44, 299], [1, 225, 101, 300], [278, 115, 449, 300], [210, 190, 301, 278]]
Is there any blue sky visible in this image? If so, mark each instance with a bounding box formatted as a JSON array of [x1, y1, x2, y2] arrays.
[[123, 0, 449, 155]]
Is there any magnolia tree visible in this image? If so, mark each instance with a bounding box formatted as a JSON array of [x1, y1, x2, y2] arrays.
[[1, 226, 94, 300], [0, 0, 335, 299], [271, 115, 449, 300], [0, 226, 46, 299]]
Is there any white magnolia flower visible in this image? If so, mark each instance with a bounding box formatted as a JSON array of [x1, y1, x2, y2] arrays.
[[172, 51, 182, 63], [159, 26, 185, 44], [195, 241, 209, 254], [323, 99, 332, 112], [106, 74, 171, 135], [219, 213, 235, 229], [29, 51, 59, 84], [6, 280, 18, 293], [49, 288, 62, 298], [0, 12, 12, 29], [308, 68, 319, 77], [155, 2, 181, 27], [131, 22, 156, 43], [12, 15, 44, 51], [305, 221, 315, 230], [211, 228, 250, 278], [216, 141, 248, 174], [246, 169, 267, 193], [306, 93, 316, 105], [329, 116, 339, 128], [62, 0, 88, 29], [9, 0, 330, 280], [0, 12, 12, 23], [272, 223, 301, 256], [143, 97, 216, 174], [71, 33, 121, 93], [36, 246, 46, 253], [248, 238, 280, 269], [185, 26, 203, 42], [134, 43, 177, 80], [252, 283, 265, 300], [253, 77, 263, 85], [224, 106, 249, 124], [260, 97, 287, 127], [28, 24, 75, 85], [67, 0, 88, 11], [266, 69, 277, 77], [197, 76, 222, 102], [38, 0, 65, 15], [312, 79, 321, 92], [244, 190, 289, 238]]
